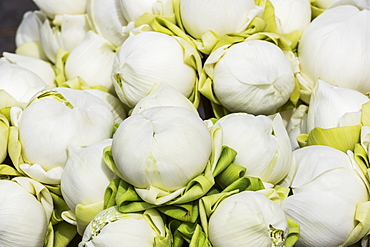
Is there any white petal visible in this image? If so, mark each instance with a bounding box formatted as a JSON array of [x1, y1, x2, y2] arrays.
[[3, 52, 56, 87], [87, 0, 127, 47]]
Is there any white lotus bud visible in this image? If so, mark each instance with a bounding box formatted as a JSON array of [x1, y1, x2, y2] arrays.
[[80, 207, 167, 247], [65, 31, 116, 94], [269, 0, 311, 34], [281, 145, 369, 246], [297, 5, 370, 96], [40, 14, 90, 63], [111, 106, 212, 192], [217, 113, 292, 184], [61, 139, 115, 234], [306, 79, 369, 133], [131, 83, 199, 116], [15, 10, 47, 60], [18, 87, 115, 184], [112, 31, 198, 108], [3, 52, 56, 87], [0, 58, 47, 103], [206, 40, 295, 115], [209, 191, 289, 247], [179, 0, 263, 39], [0, 180, 49, 247], [33, 0, 88, 19], [87, 0, 128, 47]]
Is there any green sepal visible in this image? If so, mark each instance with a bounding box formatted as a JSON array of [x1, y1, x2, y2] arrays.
[[75, 201, 105, 235], [297, 125, 362, 152], [153, 226, 173, 247], [353, 143, 370, 183], [286, 217, 300, 247], [169, 220, 212, 247], [0, 164, 22, 179], [103, 144, 238, 206], [7, 126, 27, 175], [45, 221, 78, 247], [342, 201, 370, 246], [157, 201, 199, 223], [310, 0, 325, 19], [361, 101, 370, 126], [215, 163, 246, 189], [104, 178, 155, 212], [49, 190, 71, 225]]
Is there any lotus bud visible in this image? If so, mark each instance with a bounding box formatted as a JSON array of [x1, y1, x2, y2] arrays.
[[17, 87, 115, 184], [33, 0, 88, 19], [3, 52, 56, 87], [87, 0, 128, 47], [84, 89, 127, 123], [40, 14, 91, 63], [112, 31, 199, 108], [79, 207, 169, 247], [131, 83, 199, 116], [306, 80, 369, 133], [112, 106, 212, 194], [217, 113, 292, 184], [281, 145, 369, 246], [297, 5, 370, 97], [0, 180, 49, 247], [61, 139, 116, 234], [204, 40, 295, 115], [269, 0, 311, 34], [179, 0, 263, 39], [65, 31, 116, 94], [15, 10, 47, 60], [120, 0, 174, 23], [209, 191, 289, 247], [0, 58, 47, 104]]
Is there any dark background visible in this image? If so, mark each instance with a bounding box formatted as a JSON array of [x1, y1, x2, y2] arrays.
[[0, 0, 38, 55]]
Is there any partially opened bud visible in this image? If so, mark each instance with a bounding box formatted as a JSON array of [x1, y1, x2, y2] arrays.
[[281, 145, 369, 246], [217, 113, 292, 184], [306, 79, 369, 133], [17, 87, 115, 184], [40, 14, 91, 63]]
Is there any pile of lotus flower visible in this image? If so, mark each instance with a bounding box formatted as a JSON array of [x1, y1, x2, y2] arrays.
[[0, 0, 370, 246]]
